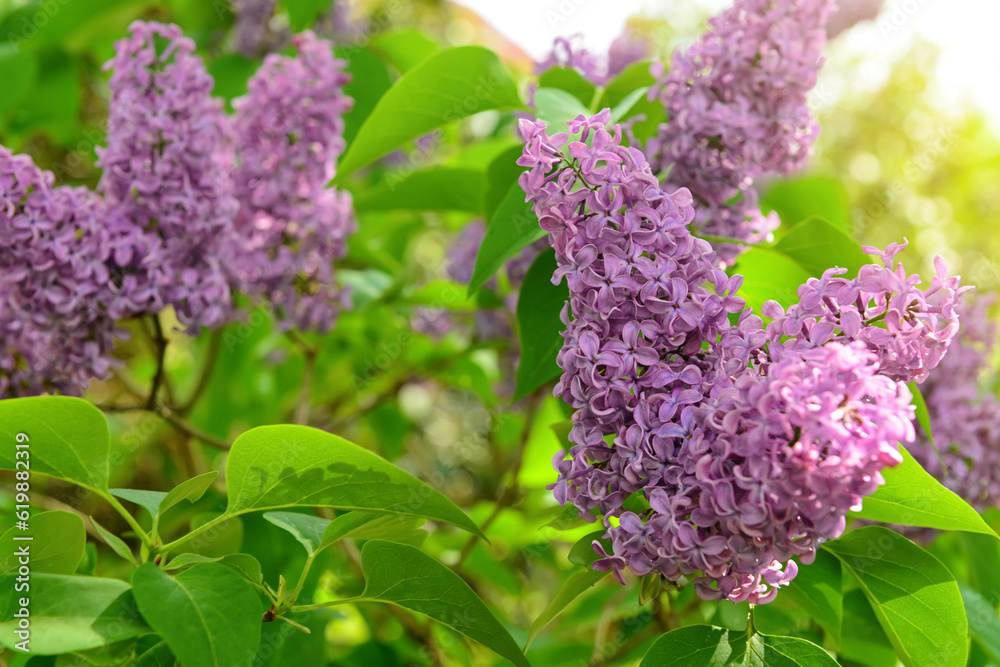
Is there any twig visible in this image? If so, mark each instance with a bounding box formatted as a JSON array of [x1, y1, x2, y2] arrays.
[[176, 328, 222, 415], [98, 402, 230, 451], [146, 314, 168, 410]]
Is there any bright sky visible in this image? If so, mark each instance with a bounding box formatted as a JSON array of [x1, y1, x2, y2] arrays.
[[451, 0, 1000, 128]]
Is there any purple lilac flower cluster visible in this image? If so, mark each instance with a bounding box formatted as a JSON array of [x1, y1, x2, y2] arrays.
[[762, 242, 968, 384], [232, 0, 283, 57], [536, 28, 652, 87], [97, 21, 237, 330], [0, 148, 118, 397], [228, 30, 356, 333], [909, 296, 1000, 511], [519, 111, 962, 603], [647, 0, 835, 264], [2, 21, 358, 396]]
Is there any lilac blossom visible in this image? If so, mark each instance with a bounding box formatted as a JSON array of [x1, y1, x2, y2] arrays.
[[607, 27, 653, 79], [520, 111, 959, 603], [535, 36, 609, 85], [762, 240, 970, 384], [228, 30, 357, 333], [0, 146, 117, 397], [536, 28, 652, 87], [98, 20, 237, 330], [647, 0, 835, 263], [232, 0, 282, 57], [909, 296, 1000, 511]]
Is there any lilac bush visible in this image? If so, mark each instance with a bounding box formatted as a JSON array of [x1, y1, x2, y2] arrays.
[[519, 110, 964, 603], [647, 0, 835, 264], [228, 30, 357, 333]]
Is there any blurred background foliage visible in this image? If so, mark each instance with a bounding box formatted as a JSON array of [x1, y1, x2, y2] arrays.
[[1, 0, 999, 665]]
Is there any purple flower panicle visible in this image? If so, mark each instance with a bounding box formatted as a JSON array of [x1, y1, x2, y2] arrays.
[[229, 31, 357, 333], [647, 0, 835, 263], [1, 147, 117, 397], [521, 110, 960, 604], [98, 20, 237, 330]]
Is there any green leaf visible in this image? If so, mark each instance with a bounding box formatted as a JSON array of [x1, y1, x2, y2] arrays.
[[568, 530, 606, 567], [354, 167, 485, 212], [526, 568, 607, 648], [279, 0, 328, 31], [731, 247, 812, 315], [319, 511, 381, 547], [537, 67, 597, 106], [534, 87, 590, 128], [483, 144, 526, 221], [468, 182, 545, 296], [134, 641, 175, 667], [263, 511, 330, 555], [514, 248, 568, 401], [336, 46, 522, 178], [839, 589, 899, 667], [596, 60, 664, 144], [0, 397, 109, 492], [371, 28, 439, 72], [0, 574, 148, 654], [109, 488, 166, 519], [961, 584, 1000, 662], [159, 471, 218, 516], [321, 512, 425, 548], [608, 87, 649, 125], [638, 625, 840, 666], [0, 46, 37, 115], [224, 425, 484, 538], [336, 46, 393, 148], [823, 526, 968, 667], [763, 175, 852, 234], [772, 217, 868, 278], [132, 563, 262, 667], [908, 382, 944, 471], [0, 511, 85, 575], [90, 516, 136, 566], [354, 540, 530, 667], [782, 550, 842, 644], [962, 533, 1000, 606], [852, 445, 997, 536], [163, 553, 263, 585]]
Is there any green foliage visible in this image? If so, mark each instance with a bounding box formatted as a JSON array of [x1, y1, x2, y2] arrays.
[[515, 248, 569, 400], [469, 183, 545, 295], [132, 563, 263, 667], [852, 445, 998, 536], [824, 526, 968, 667], [1, 9, 998, 667], [639, 625, 840, 666], [0, 511, 85, 575], [223, 424, 484, 538], [353, 167, 486, 212], [0, 574, 149, 654], [0, 397, 109, 492], [336, 46, 522, 178]]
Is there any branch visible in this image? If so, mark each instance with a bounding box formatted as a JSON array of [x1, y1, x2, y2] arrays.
[[176, 328, 222, 415], [146, 314, 168, 410], [287, 331, 317, 426]]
